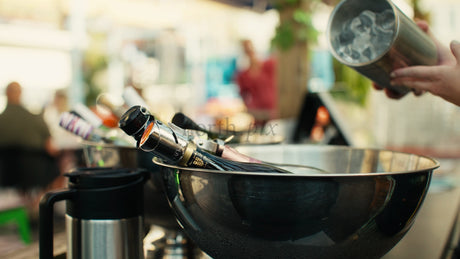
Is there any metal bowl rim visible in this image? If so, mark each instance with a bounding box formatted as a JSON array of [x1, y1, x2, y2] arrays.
[[80, 141, 440, 176], [153, 145, 440, 177], [80, 140, 136, 149]]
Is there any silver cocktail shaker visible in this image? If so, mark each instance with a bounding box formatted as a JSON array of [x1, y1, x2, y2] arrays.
[[327, 0, 438, 95]]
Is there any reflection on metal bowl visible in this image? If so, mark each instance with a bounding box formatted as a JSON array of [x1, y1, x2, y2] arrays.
[[156, 145, 439, 259]]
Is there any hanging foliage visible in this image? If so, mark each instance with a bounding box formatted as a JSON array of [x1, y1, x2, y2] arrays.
[[270, 0, 374, 106], [411, 0, 430, 21], [331, 59, 371, 106], [271, 0, 320, 51], [82, 33, 108, 106]]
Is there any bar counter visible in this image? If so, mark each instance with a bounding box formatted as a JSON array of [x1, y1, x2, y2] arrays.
[[384, 158, 460, 259], [5, 159, 460, 259]]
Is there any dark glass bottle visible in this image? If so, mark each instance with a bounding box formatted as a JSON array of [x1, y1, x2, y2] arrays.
[[120, 106, 291, 173], [118, 105, 154, 142], [171, 112, 232, 141]]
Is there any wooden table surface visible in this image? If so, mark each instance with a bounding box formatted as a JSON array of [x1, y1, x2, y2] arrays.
[[4, 231, 66, 259]]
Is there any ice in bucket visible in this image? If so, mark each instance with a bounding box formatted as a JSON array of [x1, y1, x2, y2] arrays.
[[333, 9, 395, 63]]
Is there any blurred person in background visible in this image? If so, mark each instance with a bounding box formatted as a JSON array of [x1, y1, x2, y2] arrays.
[[235, 39, 278, 126], [0, 81, 60, 219], [43, 89, 82, 190], [374, 21, 460, 106]]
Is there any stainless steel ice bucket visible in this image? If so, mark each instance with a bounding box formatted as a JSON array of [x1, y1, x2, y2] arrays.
[[156, 144, 439, 259], [327, 0, 438, 95]]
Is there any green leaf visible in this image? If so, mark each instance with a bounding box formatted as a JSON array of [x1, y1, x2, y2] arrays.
[[271, 23, 296, 51], [293, 9, 310, 25], [331, 59, 371, 106]]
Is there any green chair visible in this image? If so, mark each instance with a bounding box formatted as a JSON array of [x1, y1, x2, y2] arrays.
[[0, 201, 32, 244]]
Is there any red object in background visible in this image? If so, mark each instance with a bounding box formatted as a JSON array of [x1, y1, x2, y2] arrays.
[[236, 58, 278, 112], [90, 106, 118, 128], [310, 125, 325, 142], [316, 106, 330, 126], [310, 106, 331, 142]]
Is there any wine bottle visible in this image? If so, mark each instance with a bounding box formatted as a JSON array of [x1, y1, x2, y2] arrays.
[[122, 86, 150, 109], [119, 106, 291, 173], [59, 112, 107, 142], [59, 112, 134, 146], [73, 103, 107, 130], [168, 118, 261, 163], [97, 86, 150, 120], [120, 106, 258, 162], [97, 94, 129, 119], [172, 112, 237, 142], [118, 105, 155, 142]]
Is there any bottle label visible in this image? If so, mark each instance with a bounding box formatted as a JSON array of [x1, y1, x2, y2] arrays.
[[185, 151, 208, 168], [187, 154, 205, 167], [73, 103, 103, 128], [59, 112, 95, 140]]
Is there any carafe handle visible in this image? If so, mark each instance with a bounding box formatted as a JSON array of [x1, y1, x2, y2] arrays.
[[39, 188, 76, 259]]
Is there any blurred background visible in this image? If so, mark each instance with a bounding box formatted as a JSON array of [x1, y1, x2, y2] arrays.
[[0, 0, 456, 153], [0, 0, 459, 257], [0, 0, 457, 152]]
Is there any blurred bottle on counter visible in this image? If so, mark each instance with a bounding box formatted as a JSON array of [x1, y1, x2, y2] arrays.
[[59, 112, 134, 146], [119, 106, 287, 173], [97, 94, 127, 119], [73, 103, 111, 131], [122, 86, 150, 109], [97, 86, 154, 121]]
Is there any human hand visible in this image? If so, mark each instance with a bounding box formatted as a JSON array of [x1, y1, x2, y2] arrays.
[[390, 41, 460, 106], [372, 82, 414, 99], [413, 20, 456, 67], [374, 20, 457, 100]]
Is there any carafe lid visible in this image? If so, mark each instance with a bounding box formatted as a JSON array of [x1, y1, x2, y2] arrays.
[[64, 167, 149, 219], [65, 167, 148, 189]]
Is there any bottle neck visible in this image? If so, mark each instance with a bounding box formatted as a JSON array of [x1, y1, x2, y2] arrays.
[[73, 103, 104, 129], [97, 94, 128, 119], [123, 86, 149, 108], [139, 120, 189, 164]]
